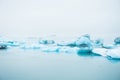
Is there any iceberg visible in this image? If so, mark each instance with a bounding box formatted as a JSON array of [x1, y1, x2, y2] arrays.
[[57, 34, 93, 53], [0, 41, 7, 49], [58, 46, 79, 53], [39, 39, 55, 45], [20, 43, 41, 49], [93, 39, 103, 48], [41, 45, 59, 52], [75, 34, 93, 53], [102, 44, 115, 49], [0, 34, 120, 60], [92, 47, 120, 59], [0, 43, 7, 49], [106, 47, 120, 59], [6, 41, 20, 47], [57, 40, 76, 47], [40, 45, 79, 53], [92, 48, 108, 57], [114, 37, 120, 45]]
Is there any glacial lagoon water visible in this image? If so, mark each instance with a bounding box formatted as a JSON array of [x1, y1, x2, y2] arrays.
[[0, 35, 120, 80], [0, 48, 120, 80]]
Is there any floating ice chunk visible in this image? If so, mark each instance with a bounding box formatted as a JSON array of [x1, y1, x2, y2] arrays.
[[92, 46, 120, 59], [75, 34, 92, 47], [41, 45, 59, 52], [40, 45, 79, 53], [93, 39, 103, 48], [75, 34, 93, 53], [106, 47, 120, 59], [6, 41, 20, 47], [57, 40, 76, 47], [57, 41, 68, 46], [58, 46, 79, 53], [0, 41, 8, 49], [39, 39, 55, 44], [0, 44, 7, 49], [92, 48, 108, 56], [114, 37, 120, 45], [103, 44, 115, 49], [21, 43, 41, 49]]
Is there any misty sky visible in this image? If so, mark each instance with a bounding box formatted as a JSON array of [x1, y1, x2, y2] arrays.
[[0, 0, 120, 38]]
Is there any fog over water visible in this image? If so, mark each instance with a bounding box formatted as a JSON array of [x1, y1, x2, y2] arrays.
[[0, 1, 120, 80], [0, 0, 120, 41]]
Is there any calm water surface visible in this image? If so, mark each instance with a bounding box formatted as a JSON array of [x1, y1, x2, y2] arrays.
[[0, 48, 120, 80]]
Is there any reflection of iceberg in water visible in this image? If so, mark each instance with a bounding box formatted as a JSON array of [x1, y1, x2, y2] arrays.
[[0, 35, 120, 60]]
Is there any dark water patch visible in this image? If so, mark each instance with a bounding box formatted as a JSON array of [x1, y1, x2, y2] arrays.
[[77, 52, 101, 58], [106, 56, 120, 63]]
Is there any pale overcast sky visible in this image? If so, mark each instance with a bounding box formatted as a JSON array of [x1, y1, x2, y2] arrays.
[[0, 0, 120, 39]]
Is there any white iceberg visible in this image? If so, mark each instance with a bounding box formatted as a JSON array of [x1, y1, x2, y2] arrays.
[[106, 47, 120, 59], [58, 46, 79, 53], [103, 44, 115, 49], [92, 48, 108, 57], [6, 41, 20, 47], [41, 45, 59, 52], [40, 45, 79, 53], [92, 46, 120, 59], [20, 43, 41, 49]]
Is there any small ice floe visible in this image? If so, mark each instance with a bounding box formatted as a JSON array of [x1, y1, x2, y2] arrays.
[[92, 48, 108, 57], [40, 45, 79, 53], [20, 43, 41, 49], [41, 45, 59, 52], [57, 40, 76, 47], [106, 47, 120, 59], [6, 41, 20, 47], [0, 36, 22, 47], [92, 46, 120, 59], [102, 44, 115, 49], [93, 39, 103, 48], [0, 41, 7, 49], [114, 37, 120, 45], [57, 41, 68, 46], [39, 39, 55, 44], [58, 46, 79, 53], [0, 44, 7, 49]]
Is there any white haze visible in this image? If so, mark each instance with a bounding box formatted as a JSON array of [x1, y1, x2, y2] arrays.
[[0, 0, 120, 43]]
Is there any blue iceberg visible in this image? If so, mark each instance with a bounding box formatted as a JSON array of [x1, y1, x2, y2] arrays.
[[39, 39, 55, 44], [93, 39, 103, 48], [75, 34, 93, 53], [0, 42, 7, 49], [0, 34, 120, 60], [114, 37, 120, 45]]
